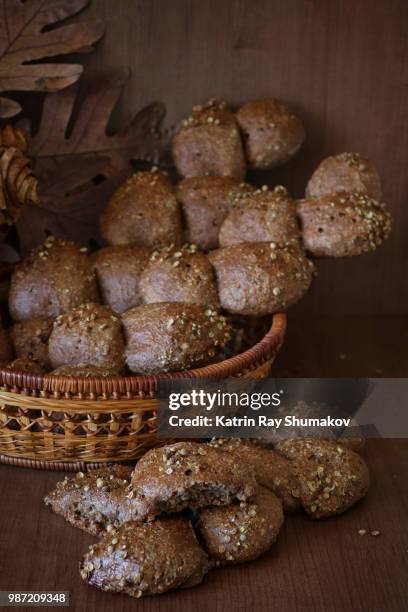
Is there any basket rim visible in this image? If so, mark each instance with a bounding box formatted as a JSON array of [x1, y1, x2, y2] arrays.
[[0, 312, 286, 395]]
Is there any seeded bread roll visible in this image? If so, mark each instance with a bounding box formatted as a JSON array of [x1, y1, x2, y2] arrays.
[[219, 185, 301, 247], [209, 439, 301, 513], [122, 302, 231, 374], [209, 242, 314, 316], [4, 356, 44, 374], [298, 192, 392, 257], [177, 176, 254, 250], [48, 303, 125, 372], [306, 152, 382, 200], [236, 98, 305, 169], [99, 170, 183, 248], [44, 466, 136, 535], [275, 439, 370, 519], [80, 518, 210, 598], [197, 486, 284, 565], [9, 236, 98, 322], [92, 245, 151, 314], [10, 318, 53, 369], [0, 321, 13, 365], [140, 244, 219, 309], [130, 442, 256, 521], [172, 100, 246, 180], [51, 365, 120, 378]]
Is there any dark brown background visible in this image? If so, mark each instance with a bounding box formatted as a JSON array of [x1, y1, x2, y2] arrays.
[[78, 0, 408, 317]]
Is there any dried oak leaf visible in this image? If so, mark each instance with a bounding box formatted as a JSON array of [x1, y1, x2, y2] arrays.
[[0, 0, 105, 118], [16, 71, 167, 254]]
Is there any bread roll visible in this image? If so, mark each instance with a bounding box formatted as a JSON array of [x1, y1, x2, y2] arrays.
[[297, 192, 392, 257], [177, 176, 254, 250], [122, 302, 231, 374], [10, 318, 53, 369], [236, 98, 305, 169], [9, 236, 98, 322], [48, 303, 125, 372], [198, 486, 284, 565], [209, 242, 313, 316], [92, 245, 151, 314], [99, 170, 183, 248], [80, 518, 210, 598], [140, 244, 219, 309], [172, 100, 246, 180], [306, 152, 382, 200], [275, 439, 370, 519], [219, 185, 300, 247]]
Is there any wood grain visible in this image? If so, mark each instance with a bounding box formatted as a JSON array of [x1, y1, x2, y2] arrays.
[[76, 0, 408, 316], [0, 438, 406, 612]]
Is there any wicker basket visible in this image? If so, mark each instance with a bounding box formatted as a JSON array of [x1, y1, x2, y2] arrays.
[[0, 313, 286, 470]]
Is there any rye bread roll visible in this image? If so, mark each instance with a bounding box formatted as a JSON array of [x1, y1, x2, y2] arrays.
[[219, 185, 300, 247], [130, 441, 257, 521], [122, 302, 231, 374], [92, 245, 151, 314], [48, 303, 125, 373], [236, 98, 305, 169], [99, 170, 183, 248], [297, 192, 392, 257], [140, 244, 219, 309], [80, 518, 210, 598], [275, 438, 370, 519], [8, 236, 98, 322], [306, 152, 382, 200], [172, 100, 246, 180], [209, 438, 301, 513], [44, 466, 135, 535], [0, 321, 13, 365], [197, 486, 284, 565], [177, 176, 254, 250], [209, 242, 314, 316], [10, 318, 53, 369], [4, 356, 44, 374]]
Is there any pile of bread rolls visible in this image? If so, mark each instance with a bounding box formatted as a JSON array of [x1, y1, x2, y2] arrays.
[[43, 437, 370, 599], [0, 97, 392, 376]]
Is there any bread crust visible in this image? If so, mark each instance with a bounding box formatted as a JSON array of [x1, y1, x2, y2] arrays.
[[236, 98, 305, 169], [122, 302, 231, 374], [209, 242, 313, 316], [297, 192, 392, 257], [172, 100, 246, 180], [198, 486, 284, 565], [140, 244, 219, 309], [219, 185, 301, 247], [130, 442, 256, 521], [209, 439, 301, 513], [306, 152, 382, 200], [48, 303, 125, 372], [10, 317, 53, 369], [79, 517, 210, 598], [92, 245, 151, 314], [177, 176, 254, 250], [44, 466, 135, 535], [9, 236, 98, 322], [275, 438, 370, 519], [99, 170, 183, 247]]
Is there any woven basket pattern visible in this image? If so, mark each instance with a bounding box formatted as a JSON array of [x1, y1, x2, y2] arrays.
[[0, 313, 286, 469]]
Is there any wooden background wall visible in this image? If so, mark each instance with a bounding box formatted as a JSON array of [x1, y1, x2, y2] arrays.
[[32, 0, 408, 316]]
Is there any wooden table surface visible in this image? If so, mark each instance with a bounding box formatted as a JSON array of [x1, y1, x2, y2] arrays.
[[0, 316, 407, 612]]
